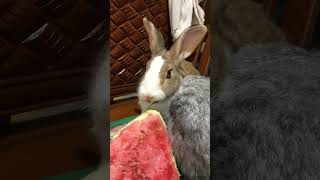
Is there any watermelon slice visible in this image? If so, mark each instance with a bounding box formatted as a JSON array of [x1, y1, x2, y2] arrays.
[[110, 110, 180, 180]]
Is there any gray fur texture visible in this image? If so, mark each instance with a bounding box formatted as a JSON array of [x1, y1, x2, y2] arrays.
[[212, 42, 320, 180], [167, 75, 210, 180]]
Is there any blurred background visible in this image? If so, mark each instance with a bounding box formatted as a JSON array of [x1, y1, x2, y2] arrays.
[[0, 0, 319, 179], [0, 0, 106, 179], [257, 0, 320, 49]]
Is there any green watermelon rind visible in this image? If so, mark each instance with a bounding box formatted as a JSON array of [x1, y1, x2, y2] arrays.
[[110, 109, 181, 177]]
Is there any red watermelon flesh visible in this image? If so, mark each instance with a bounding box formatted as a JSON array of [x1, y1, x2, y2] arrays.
[[110, 110, 180, 180]]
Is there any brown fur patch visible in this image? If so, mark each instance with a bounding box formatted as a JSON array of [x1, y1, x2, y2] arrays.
[[159, 59, 181, 97], [178, 60, 200, 77], [158, 51, 199, 97]]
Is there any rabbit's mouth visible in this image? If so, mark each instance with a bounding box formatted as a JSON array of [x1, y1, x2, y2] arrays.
[[144, 101, 160, 110], [147, 101, 159, 107]]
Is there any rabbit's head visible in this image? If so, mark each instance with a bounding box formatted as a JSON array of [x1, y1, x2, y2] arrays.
[[138, 18, 207, 104]]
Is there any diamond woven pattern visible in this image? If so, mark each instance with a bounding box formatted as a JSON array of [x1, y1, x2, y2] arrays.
[[0, 0, 106, 77], [0, 0, 106, 112], [110, 0, 171, 96]]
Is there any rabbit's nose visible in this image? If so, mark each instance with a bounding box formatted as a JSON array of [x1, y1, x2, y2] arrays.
[[144, 95, 155, 103]]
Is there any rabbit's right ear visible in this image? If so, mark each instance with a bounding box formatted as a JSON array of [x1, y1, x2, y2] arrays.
[[143, 18, 165, 54], [169, 25, 207, 61]]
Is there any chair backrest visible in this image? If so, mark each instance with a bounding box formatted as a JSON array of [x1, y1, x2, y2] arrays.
[[187, 1, 210, 77], [110, 0, 171, 102]]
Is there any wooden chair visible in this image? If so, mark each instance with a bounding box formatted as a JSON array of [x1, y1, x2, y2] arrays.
[[263, 0, 320, 49]]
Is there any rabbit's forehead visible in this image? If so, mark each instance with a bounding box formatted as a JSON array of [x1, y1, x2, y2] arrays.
[[146, 56, 165, 77]]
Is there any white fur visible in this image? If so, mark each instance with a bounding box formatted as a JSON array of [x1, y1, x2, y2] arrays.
[[138, 56, 166, 102]]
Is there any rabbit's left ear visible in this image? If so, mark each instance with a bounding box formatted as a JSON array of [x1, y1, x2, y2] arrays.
[[143, 17, 165, 54], [169, 25, 207, 61]]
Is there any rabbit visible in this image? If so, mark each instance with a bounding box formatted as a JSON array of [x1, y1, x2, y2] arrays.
[[210, 0, 286, 82], [211, 42, 320, 180], [167, 75, 210, 180], [137, 17, 207, 120]]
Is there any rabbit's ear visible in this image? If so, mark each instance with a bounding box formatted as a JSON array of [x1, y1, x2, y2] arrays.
[[178, 60, 200, 77], [169, 25, 207, 61], [143, 17, 165, 54]]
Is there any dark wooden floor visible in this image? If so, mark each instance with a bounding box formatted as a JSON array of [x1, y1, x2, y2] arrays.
[[0, 112, 100, 180], [0, 99, 139, 180], [110, 98, 139, 122]]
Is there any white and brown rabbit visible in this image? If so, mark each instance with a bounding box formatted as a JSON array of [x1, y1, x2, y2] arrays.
[[137, 18, 207, 119]]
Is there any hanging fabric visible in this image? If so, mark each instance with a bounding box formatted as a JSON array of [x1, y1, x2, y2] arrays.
[[168, 0, 205, 41]]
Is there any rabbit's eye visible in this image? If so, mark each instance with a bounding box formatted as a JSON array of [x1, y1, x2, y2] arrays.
[[166, 69, 173, 79]]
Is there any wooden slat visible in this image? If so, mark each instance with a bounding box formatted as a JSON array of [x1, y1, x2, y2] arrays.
[[0, 96, 86, 116], [281, 0, 320, 48], [263, 0, 279, 16], [198, 33, 211, 76], [0, 75, 88, 114], [189, 42, 202, 65], [0, 68, 90, 87], [110, 83, 137, 99]]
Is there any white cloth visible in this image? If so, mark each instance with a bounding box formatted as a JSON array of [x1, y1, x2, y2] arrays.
[[168, 0, 205, 41]]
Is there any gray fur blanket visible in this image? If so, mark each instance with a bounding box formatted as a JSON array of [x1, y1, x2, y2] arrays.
[[212, 42, 320, 180]]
